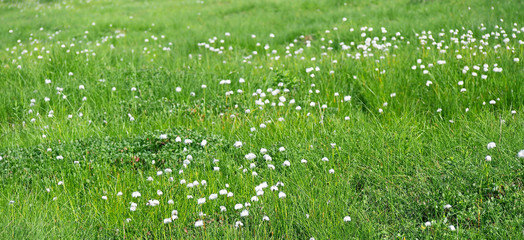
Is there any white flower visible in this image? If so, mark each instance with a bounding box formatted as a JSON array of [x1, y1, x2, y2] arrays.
[[518, 150, 524, 158], [279, 147, 285, 152], [200, 140, 207, 146], [444, 204, 452, 209], [278, 192, 286, 199], [117, 192, 123, 196], [168, 199, 174, 205], [235, 221, 243, 228], [197, 198, 206, 204], [301, 159, 307, 163], [329, 169, 335, 174], [195, 220, 204, 227], [263, 216, 270, 221], [283, 160, 290, 167], [449, 225, 456, 231], [102, 196, 107, 200], [164, 218, 172, 224], [234, 141, 243, 148], [485, 155, 492, 161], [209, 194, 218, 200], [132, 192, 141, 198], [220, 206, 227, 212], [240, 210, 249, 217], [147, 199, 160, 206], [343, 216, 351, 222], [344, 96, 351, 102], [487, 142, 496, 149], [245, 153, 256, 160], [322, 157, 329, 162], [234, 204, 243, 210], [157, 190, 163, 196]]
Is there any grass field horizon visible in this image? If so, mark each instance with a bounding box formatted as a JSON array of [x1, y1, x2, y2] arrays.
[[1, 0, 523, 239]]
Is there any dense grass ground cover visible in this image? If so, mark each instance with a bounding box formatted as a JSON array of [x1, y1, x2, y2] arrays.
[[1, 0, 523, 238]]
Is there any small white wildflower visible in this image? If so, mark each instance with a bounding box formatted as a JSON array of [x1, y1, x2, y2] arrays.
[[278, 192, 286, 199], [195, 220, 204, 227]]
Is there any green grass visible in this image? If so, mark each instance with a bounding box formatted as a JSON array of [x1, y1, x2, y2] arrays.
[[0, 0, 523, 238]]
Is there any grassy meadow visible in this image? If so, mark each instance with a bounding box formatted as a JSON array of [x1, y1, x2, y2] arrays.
[[0, 0, 523, 238]]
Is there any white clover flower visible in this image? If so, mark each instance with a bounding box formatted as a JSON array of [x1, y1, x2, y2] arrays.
[[343, 216, 351, 222], [163, 218, 172, 224], [424, 221, 431, 227], [322, 157, 329, 162], [449, 225, 456, 231], [209, 194, 217, 200], [487, 142, 496, 149], [344, 96, 351, 102], [132, 191, 141, 198], [235, 221, 243, 228], [279, 147, 285, 152], [329, 169, 335, 174], [283, 160, 290, 167], [444, 204, 452, 209], [234, 203, 243, 210], [197, 198, 206, 204], [147, 199, 160, 206], [278, 192, 286, 199], [518, 150, 524, 158], [245, 153, 256, 160], [485, 155, 492, 161], [240, 210, 249, 217], [234, 141, 243, 148], [220, 206, 227, 212], [195, 220, 204, 227], [102, 196, 107, 200], [168, 199, 174, 205]]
